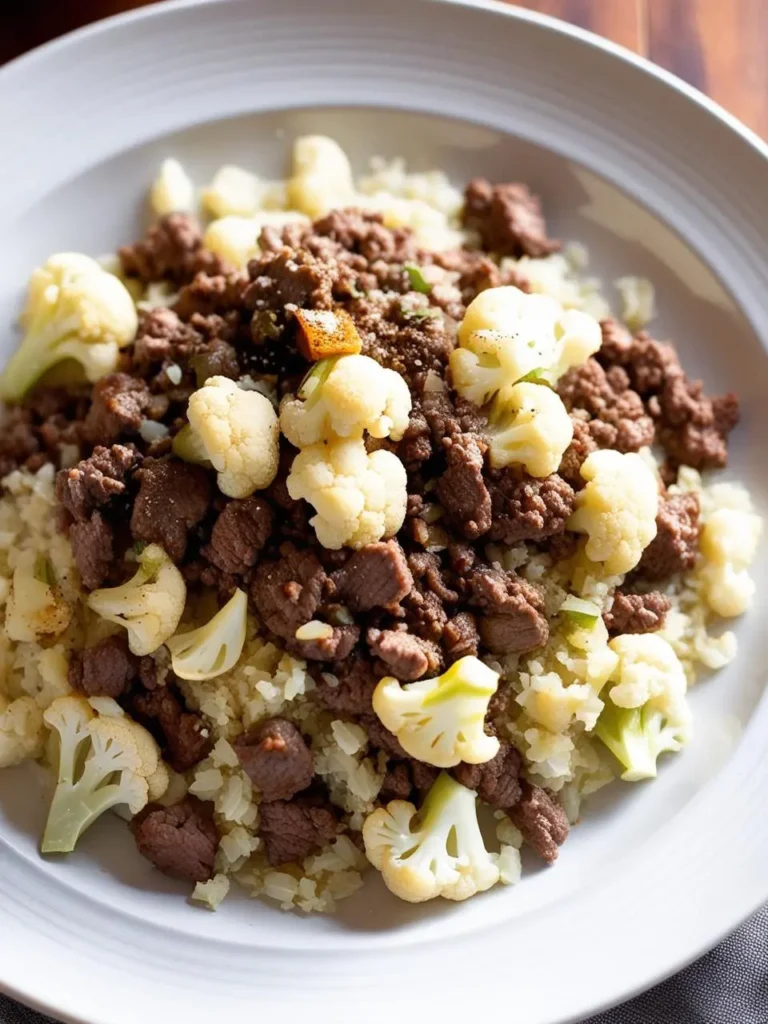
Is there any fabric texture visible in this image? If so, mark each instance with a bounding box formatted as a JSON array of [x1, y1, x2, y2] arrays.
[[1, 906, 767, 1021]]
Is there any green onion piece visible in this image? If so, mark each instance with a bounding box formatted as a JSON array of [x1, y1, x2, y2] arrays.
[[405, 264, 431, 294], [560, 594, 601, 628]]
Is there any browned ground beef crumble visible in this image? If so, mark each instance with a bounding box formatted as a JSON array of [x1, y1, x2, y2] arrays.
[[0, 180, 740, 882]]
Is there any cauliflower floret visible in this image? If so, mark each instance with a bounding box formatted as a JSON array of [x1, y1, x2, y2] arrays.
[[595, 633, 691, 781], [486, 381, 573, 477], [372, 656, 500, 768], [150, 158, 195, 216], [87, 543, 186, 656], [4, 551, 73, 642], [698, 507, 763, 617], [280, 354, 412, 447], [450, 285, 601, 405], [201, 165, 267, 218], [184, 375, 279, 498], [358, 193, 465, 251], [0, 694, 44, 768], [568, 450, 659, 575], [41, 695, 168, 853], [0, 253, 138, 401], [166, 589, 247, 681], [286, 437, 407, 549], [287, 135, 356, 219], [516, 671, 604, 733], [203, 211, 309, 268], [362, 772, 500, 903]]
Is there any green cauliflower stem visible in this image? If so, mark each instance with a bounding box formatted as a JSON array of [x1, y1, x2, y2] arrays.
[[41, 696, 165, 854], [595, 698, 689, 783], [0, 253, 138, 402]]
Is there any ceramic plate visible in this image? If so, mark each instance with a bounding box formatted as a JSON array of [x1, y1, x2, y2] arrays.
[[1, 2, 767, 1021]]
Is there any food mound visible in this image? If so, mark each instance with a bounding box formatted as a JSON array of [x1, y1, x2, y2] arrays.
[[0, 137, 760, 912]]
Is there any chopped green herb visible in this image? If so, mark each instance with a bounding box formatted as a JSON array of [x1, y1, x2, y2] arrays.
[[405, 264, 431, 295], [401, 305, 440, 322], [34, 553, 56, 587], [517, 367, 546, 384]]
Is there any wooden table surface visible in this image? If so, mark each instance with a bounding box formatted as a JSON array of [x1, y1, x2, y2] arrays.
[[2, 1, 767, 138]]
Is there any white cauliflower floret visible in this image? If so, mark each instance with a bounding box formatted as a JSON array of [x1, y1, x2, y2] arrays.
[[363, 772, 500, 903], [568, 450, 659, 575], [183, 375, 279, 497], [41, 695, 167, 853], [287, 136, 356, 219], [4, 550, 73, 642], [450, 285, 601, 405], [486, 381, 573, 476], [201, 165, 267, 218], [595, 633, 691, 781], [150, 158, 195, 215], [373, 656, 500, 768], [516, 671, 604, 733], [0, 253, 138, 401], [698, 507, 763, 617], [280, 354, 412, 447], [0, 694, 44, 768], [203, 211, 309, 268], [286, 437, 407, 549], [166, 589, 247, 681], [87, 543, 185, 656]]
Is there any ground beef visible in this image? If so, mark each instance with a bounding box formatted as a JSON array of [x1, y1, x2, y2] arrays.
[[246, 246, 335, 317], [604, 591, 671, 634], [653, 375, 740, 471], [69, 511, 114, 590], [442, 611, 480, 661], [396, 409, 433, 469], [259, 795, 340, 866], [557, 359, 655, 453], [636, 493, 701, 580], [172, 271, 249, 324], [437, 432, 492, 539], [435, 248, 529, 309], [558, 414, 598, 488], [234, 718, 314, 802], [130, 457, 211, 562], [403, 585, 450, 643], [250, 545, 327, 640], [452, 743, 522, 809], [360, 713, 408, 758], [466, 565, 549, 654], [119, 213, 227, 286], [487, 470, 575, 545], [407, 551, 458, 603], [189, 338, 240, 385], [606, 331, 681, 395], [289, 624, 360, 662], [379, 762, 413, 801], [55, 444, 141, 522], [509, 782, 569, 863], [331, 540, 413, 612], [461, 178, 560, 258], [366, 627, 440, 681], [131, 797, 218, 883], [597, 317, 634, 364], [313, 652, 378, 716], [131, 686, 211, 773], [68, 633, 137, 699], [82, 374, 151, 446], [130, 307, 202, 372], [421, 389, 488, 445], [202, 496, 273, 575]]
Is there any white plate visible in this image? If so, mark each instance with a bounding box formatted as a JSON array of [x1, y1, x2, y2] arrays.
[[1, 2, 768, 1022]]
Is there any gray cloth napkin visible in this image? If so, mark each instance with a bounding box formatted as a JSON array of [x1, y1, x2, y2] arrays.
[[2, 905, 767, 1022]]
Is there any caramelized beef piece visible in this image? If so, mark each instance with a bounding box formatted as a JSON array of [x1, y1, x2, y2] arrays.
[[331, 540, 413, 612], [69, 511, 114, 590], [462, 178, 560, 258], [131, 687, 211, 773], [452, 744, 523, 809], [437, 432, 492, 540], [487, 471, 575, 545], [366, 628, 440, 681], [68, 633, 137, 699], [131, 797, 217, 883], [466, 565, 548, 655], [250, 545, 327, 640], [202, 496, 273, 575], [509, 783, 569, 863], [119, 213, 227, 285], [55, 444, 141, 522], [313, 652, 379, 716], [604, 591, 671, 634], [289, 625, 360, 663], [636, 493, 701, 581], [234, 718, 314, 802], [82, 374, 151, 446], [442, 611, 480, 662], [259, 795, 340, 866], [130, 458, 211, 562]]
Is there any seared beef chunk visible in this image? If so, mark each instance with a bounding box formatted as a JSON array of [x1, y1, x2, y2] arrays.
[[558, 414, 598, 488], [396, 409, 433, 470], [331, 540, 413, 612], [442, 611, 480, 661], [130, 307, 201, 371], [289, 624, 360, 662], [130, 458, 211, 562], [190, 337, 240, 385], [55, 444, 141, 522], [604, 591, 671, 635], [407, 551, 458, 603], [119, 213, 227, 286], [466, 565, 548, 655], [202, 496, 273, 574], [250, 545, 327, 640], [636, 493, 701, 580], [82, 374, 151, 446], [487, 471, 574, 545], [403, 585, 450, 643], [557, 359, 655, 453], [462, 178, 560, 258], [234, 718, 314, 802], [313, 652, 378, 716], [259, 795, 340, 866], [437, 432, 492, 539], [69, 511, 114, 590], [131, 797, 217, 883], [68, 633, 137, 699], [131, 686, 211, 773], [173, 271, 249, 322], [421, 389, 488, 445], [367, 627, 441, 681], [452, 743, 522, 809], [510, 782, 569, 863]]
